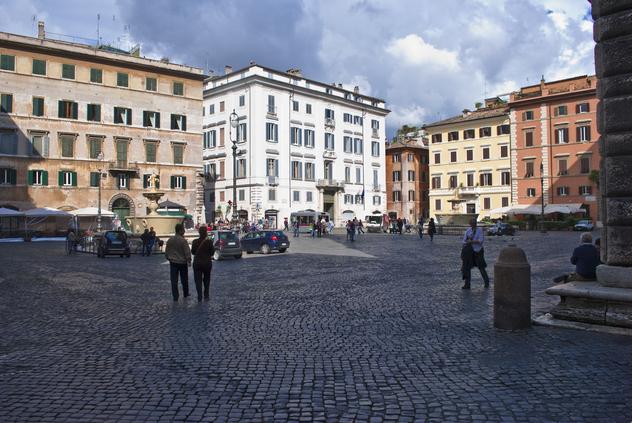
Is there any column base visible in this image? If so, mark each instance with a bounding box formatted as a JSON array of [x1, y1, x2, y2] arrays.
[[597, 264, 632, 288]]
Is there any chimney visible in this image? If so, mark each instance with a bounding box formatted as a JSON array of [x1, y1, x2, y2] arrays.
[[249, 60, 256, 65], [37, 21, 45, 39], [224, 65, 233, 75], [353, 86, 359, 94], [286, 68, 302, 77], [338, 83, 342, 88], [462, 109, 471, 117]]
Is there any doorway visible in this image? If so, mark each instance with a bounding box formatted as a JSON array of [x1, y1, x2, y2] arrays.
[[112, 198, 131, 229]]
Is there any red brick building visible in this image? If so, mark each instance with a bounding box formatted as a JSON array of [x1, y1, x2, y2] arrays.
[[509, 75, 600, 221]]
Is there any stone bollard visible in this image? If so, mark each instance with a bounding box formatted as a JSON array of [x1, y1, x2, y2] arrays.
[[494, 244, 531, 330]]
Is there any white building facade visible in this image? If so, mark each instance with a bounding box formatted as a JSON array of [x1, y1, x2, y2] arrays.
[[202, 65, 389, 228]]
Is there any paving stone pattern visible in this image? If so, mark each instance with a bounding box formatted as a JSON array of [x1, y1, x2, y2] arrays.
[[1, 231, 631, 422]]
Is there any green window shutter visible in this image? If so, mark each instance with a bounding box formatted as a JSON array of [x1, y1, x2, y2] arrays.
[[90, 172, 98, 187], [182, 176, 187, 190], [156, 113, 160, 128], [58, 171, 64, 186], [95, 105, 101, 121], [170, 175, 175, 189], [11, 168, 17, 184], [72, 172, 77, 187], [27, 170, 34, 185], [58, 101, 64, 118], [171, 114, 176, 129], [127, 109, 132, 125], [42, 171, 48, 186], [182, 116, 187, 131], [72, 102, 78, 119], [143, 174, 149, 188], [143, 111, 148, 126]]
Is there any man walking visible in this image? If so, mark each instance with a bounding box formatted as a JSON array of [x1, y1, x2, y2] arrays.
[[146, 226, 156, 255], [461, 218, 490, 289], [191, 226, 214, 302], [165, 223, 191, 301], [427, 218, 436, 242], [293, 219, 300, 238], [417, 216, 424, 239], [283, 217, 289, 231]]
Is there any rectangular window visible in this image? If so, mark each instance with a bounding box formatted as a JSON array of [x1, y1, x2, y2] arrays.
[[1, 94, 13, 113], [449, 175, 458, 189], [431, 133, 442, 143], [525, 131, 534, 147], [466, 150, 473, 161], [203, 130, 217, 149], [238, 94, 245, 107], [0, 54, 15, 71], [354, 138, 363, 155], [344, 136, 353, 153], [293, 191, 300, 202], [304, 129, 315, 148], [356, 167, 362, 184], [236, 122, 247, 142], [90, 68, 103, 83], [371, 141, 380, 157], [173, 82, 184, 96], [290, 127, 302, 146], [392, 170, 401, 182], [29, 133, 48, 157], [373, 169, 378, 187], [408, 190, 415, 201], [62, 64, 75, 79], [219, 128, 225, 146], [266, 122, 279, 142], [557, 186, 569, 196], [500, 145, 508, 158], [431, 176, 441, 189], [354, 115, 363, 125], [142, 110, 160, 128], [87, 104, 101, 122], [267, 95, 275, 114], [171, 114, 187, 131], [483, 197, 491, 210], [577, 125, 591, 142], [209, 104, 215, 115], [522, 110, 534, 121], [373, 195, 381, 206], [435, 199, 442, 211], [579, 185, 593, 195], [145, 141, 157, 163], [28, 170, 48, 186], [501, 171, 510, 185], [325, 133, 335, 150], [408, 170, 415, 181], [32, 59, 46, 75], [434, 153, 440, 164], [392, 153, 401, 163], [345, 167, 352, 183], [497, 125, 510, 135], [146, 77, 157, 91], [88, 136, 102, 159], [558, 159, 568, 176], [325, 108, 335, 119], [292, 100, 299, 112], [116, 139, 128, 167], [479, 127, 492, 137], [32, 97, 45, 116], [305, 162, 315, 180], [291, 161, 303, 180], [171, 175, 186, 190], [467, 173, 474, 187], [448, 131, 459, 141], [117, 72, 129, 87], [306, 191, 313, 202], [480, 173, 492, 186], [576, 103, 590, 114], [220, 101, 225, 112], [371, 119, 379, 129], [554, 105, 568, 116], [236, 158, 246, 178], [266, 158, 279, 177], [343, 113, 352, 123], [0, 130, 18, 155], [393, 191, 401, 202], [450, 151, 457, 163], [268, 189, 276, 201], [238, 189, 245, 202], [502, 197, 509, 207], [59, 170, 76, 187], [482, 147, 490, 160], [58, 100, 78, 119], [555, 127, 569, 144], [114, 107, 132, 125], [60, 134, 75, 158], [173, 144, 184, 164], [525, 161, 535, 178], [306, 104, 312, 114], [580, 157, 591, 174], [0, 168, 17, 185], [464, 129, 475, 139]]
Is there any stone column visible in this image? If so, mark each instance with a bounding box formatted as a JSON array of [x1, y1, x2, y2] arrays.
[[593, 0, 632, 287]]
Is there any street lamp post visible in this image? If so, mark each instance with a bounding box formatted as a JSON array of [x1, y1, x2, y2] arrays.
[[540, 162, 546, 233], [229, 110, 240, 226], [96, 151, 104, 232]]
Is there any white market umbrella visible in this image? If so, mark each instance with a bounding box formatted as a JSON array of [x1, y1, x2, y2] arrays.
[[70, 207, 115, 217], [24, 207, 72, 217]]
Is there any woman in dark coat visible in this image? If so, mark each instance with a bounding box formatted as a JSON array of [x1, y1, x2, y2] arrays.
[[191, 226, 215, 302], [427, 218, 437, 242]]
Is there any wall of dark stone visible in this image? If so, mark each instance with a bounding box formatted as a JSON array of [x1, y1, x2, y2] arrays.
[[592, 0, 632, 266]]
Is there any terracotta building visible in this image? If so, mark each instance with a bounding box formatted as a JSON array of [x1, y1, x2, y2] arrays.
[[424, 99, 512, 221], [0, 23, 205, 227], [509, 75, 600, 221], [385, 135, 429, 222]]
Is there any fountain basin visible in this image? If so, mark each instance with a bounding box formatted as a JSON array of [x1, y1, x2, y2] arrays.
[[126, 215, 184, 237]]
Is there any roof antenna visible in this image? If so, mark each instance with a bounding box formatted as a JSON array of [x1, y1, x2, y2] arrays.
[[97, 14, 101, 47]]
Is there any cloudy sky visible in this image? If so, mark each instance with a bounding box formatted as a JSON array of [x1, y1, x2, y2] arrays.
[[1, 0, 595, 137]]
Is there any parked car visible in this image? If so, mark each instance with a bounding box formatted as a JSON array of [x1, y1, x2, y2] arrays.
[[487, 223, 516, 236], [209, 230, 242, 260], [241, 230, 290, 254], [95, 230, 131, 258], [574, 219, 594, 231]]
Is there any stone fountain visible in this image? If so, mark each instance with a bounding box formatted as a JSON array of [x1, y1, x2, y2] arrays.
[[125, 174, 184, 236]]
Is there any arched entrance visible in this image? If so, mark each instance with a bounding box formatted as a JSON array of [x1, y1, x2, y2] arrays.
[[237, 209, 249, 221], [109, 194, 135, 230], [264, 209, 278, 228], [342, 210, 355, 222]]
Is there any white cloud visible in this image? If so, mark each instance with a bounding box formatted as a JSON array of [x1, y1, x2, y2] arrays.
[[386, 34, 460, 71]]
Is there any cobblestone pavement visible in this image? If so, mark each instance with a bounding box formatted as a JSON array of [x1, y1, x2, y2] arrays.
[[1, 231, 632, 422]]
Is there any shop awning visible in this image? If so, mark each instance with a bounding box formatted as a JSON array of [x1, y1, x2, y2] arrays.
[[69, 207, 115, 217]]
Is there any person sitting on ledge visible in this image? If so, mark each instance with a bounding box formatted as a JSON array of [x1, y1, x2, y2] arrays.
[[553, 232, 601, 283]]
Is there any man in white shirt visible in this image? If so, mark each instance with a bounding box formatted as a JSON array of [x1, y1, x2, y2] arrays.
[[461, 218, 490, 289]]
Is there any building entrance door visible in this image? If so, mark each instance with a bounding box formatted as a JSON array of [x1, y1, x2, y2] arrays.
[[323, 191, 335, 220], [112, 198, 130, 229]]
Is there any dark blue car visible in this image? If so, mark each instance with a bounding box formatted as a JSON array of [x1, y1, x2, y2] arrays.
[[240, 230, 290, 254]]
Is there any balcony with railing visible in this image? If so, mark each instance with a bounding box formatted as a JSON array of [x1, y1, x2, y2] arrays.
[[267, 176, 279, 186], [325, 118, 335, 129], [372, 128, 379, 138], [108, 160, 139, 174], [316, 179, 345, 189]]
